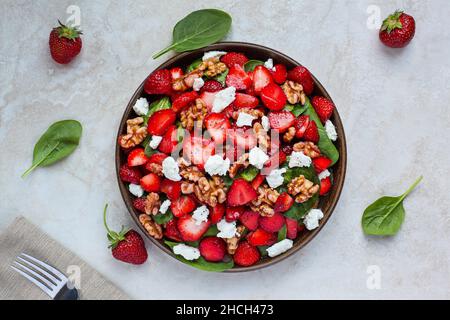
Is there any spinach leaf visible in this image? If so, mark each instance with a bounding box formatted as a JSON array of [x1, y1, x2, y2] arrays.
[[153, 9, 232, 59], [144, 97, 172, 125], [143, 138, 157, 157], [284, 103, 307, 117], [213, 68, 229, 86], [238, 165, 259, 182], [203, 225, 219, 237], [153, 210, 174, 225], [362, 176, 422, 236], [186, 58, 202, 73], [244, 60, 264, 72], [303, 98, 339, 165], [22, 120, 82, 178], [278, 224, 287, 241], [258, 246, 269, 257], [283, 164, 319, 185]]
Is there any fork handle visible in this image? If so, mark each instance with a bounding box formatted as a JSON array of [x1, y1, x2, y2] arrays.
[[54, 285, 79, 300]]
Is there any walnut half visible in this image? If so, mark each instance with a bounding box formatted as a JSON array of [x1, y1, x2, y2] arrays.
[[287, 175, 320, 203], [139, 214, 162, 239], [119, 117, 147, 149]]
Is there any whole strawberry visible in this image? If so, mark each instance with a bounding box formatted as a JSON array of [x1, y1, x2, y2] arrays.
[[49, 20, 82, 64], [103, 204, 148, 265], [379, 11, 415, 48]]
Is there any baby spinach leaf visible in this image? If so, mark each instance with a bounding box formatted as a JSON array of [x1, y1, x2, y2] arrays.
[[284, 103, 307, 117], [244, 60, 264, 72], [258, 246, 269, 257], [238, 165, 259, 182], [283, 164, 319, 185], [22, 120, 82, 178], [284, 196, 318, 221], [153, 9, 232, 59], [203, 225, 219, 237], [145, 97, 171, 124], [142, 136, 157, 157], [153, 210, 174, 225], [362, 176, 423, 236], [213, 68, 229, 85], [186, 58, 202, 73], [278, 224, 287, 241]]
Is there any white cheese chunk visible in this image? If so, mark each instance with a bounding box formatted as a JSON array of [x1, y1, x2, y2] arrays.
[[192, 205, 210, 225], [266, 168, 287, 189], [173, 244, 200, 261], [264, 58, 275, 71], [212, 86, 236, 113], [289, 151, 312, 168], [261, 116, 270, 131], [128, 184, 144, 197], [318, 169, 331, 181], [325, 120, 338, 141], [217, 219, 238, 239], [249, 146, 269, 169], [303, 209, 324, 230], [267, 239, 293, 257], [132, 97, 149, 116], [202, 51, 227, 61], [193, 77, 204, 91], [236, 112, 256, 127], [159, 199, 171, 214], [149, 135, 162, 149], [162, 157, 182, 181], [204, 155, 230, 176]]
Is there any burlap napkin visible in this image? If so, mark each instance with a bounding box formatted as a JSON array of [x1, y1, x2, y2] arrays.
[[0, 216, 129, 300]]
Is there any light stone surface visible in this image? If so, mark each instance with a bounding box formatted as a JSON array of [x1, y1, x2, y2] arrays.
[[1, 0, 449, 299]]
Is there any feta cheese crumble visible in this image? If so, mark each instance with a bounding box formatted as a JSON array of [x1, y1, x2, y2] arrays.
[[162, 157, 182, 181], [159, 199, 171, 214], [289, 151, 312, 168], [128, 184, 144, 197], [236, 112, 256, 127], [212, 86, 236, 113], [264, 58, 275, 71], [173, 244, 200, 261], [192, 205, 210, 225], [249, 146, 269, 169], [193, 77, 204, 91], [149, 135, 162, 149], [261, 116, 270, 131], [217, 219, 238, 239], [267, 239, 293, 257], [318, 169, 331, 181], [132, 97, 149, 116], [266, 168, 287, 189], [202, 51, 227, 61], [204, 155, 230, 176], [325, 120, 338, 141], [303, 209, 324, 230]]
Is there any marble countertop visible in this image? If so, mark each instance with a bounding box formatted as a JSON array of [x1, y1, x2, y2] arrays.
[[1, 0, 449, 299]]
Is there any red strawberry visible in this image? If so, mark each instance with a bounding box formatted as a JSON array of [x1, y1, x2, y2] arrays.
[[160, 179, 181, 201], [252, 65, 274, 94], [172, 91, 199, 113], [119, 164, 142, 184], [158, 125, 179, 154], [259, 213, 285, 233], [285, 218, 298, 240], [199, 237, 227, 262], [268, 111, 295, 132], [204, 113, 231, 144], [379, 11, 415, 48], [294, 115, 310, 138], [264, 150, 287, 171], [182, 136, 215, 170], [312, 156, 332, 173], [251, 173, 265, 190], [226, 65, 252, 90], [233, 127, 257, 151], [164, 219, 182, 242], [239, 210, 260, 231], [201, 80, 223, 93], [281, 145, 293, 156], [177, 215, 210, 242], [127, 148, 149, 167], [144, 69, 172, 95], [233, 93, 259, 109], [227, 178, 258, 206], [247, 229, 277, 246], [311, 96, 334, 124], [320, 177, 332, 195], [147, 109, 176, 136], [233, 241, 260, 267], [49, 21, 82, 64], [222, 105, 235, 118], [170, 67, 184, 80], [287, 66, 314, 95], [221, 52, 249, 68], [170, 195, 197, 218], [103, 204, 147, 265], [271, 64, 287, 84], [199, 91, 217, 111], [303, 121, 319, 143], [274, 192, 294, 213], [298, 223, 306, 233], [226, 206, 245, 222], [169, 91, 183, 103], [261, 83, 287, 111], [210, 204, 225, 224], [132, 197, 146, 212], [140, 173, 161, 192], [147, 153, 168, 165]]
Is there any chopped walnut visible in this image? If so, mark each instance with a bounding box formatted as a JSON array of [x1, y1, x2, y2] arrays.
[[181, 181, 195, 194], [194, 176, 227, 207], [282, 80, 306, 105], [287, 175, 320, 203], [250, 185, 280, 217], [232, 108, 264, 120], [293, 141, 321, 158], [144, 192, 161, 216], [253, 122, 270, 150], [180, 164, 204, 182], [172, 71, 202, 91], [145, 163, 163, 176], [119, 117, 147, 149], [199, 57, 227, 77], [228, 153, 250, 178], [226, 225, 246, 255], [139, 214, 162, 239], [283, 127, 296, 143], [180, 98, 207, 131]]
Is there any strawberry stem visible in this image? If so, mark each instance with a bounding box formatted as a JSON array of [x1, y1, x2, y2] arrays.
[[103, 203, 128, 248]]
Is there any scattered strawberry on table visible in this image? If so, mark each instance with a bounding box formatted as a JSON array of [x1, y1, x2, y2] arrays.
[[117, 51, 340, 271], [379, 10, 415, 48], [49, 20, 82, 64]]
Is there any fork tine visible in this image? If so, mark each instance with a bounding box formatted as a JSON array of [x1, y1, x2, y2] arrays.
[[20, 253, 67, 281], [12, 261, 56, 290], [11, 265, 54, 298], [16, 257, 60, 285]]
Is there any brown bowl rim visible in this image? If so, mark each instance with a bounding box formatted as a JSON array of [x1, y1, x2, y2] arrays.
[[115, 41, 347, 272]]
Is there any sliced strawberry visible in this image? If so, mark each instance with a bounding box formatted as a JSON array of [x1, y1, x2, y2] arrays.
[[147, 152, 168, 165], [234, 127, 257, 150], [177, 215, 210, 242], [268, 111, 295, 133], [210, 204, 225, 224], [320, 176, 332, 195], [127, 148, 149, 167], [227, 178, 258, 206], [312, 156, 332, 173], [311, 96, 334, 124], [294, 115, 310, 139], [274, 192, 294, 213], [271, 64, 287, 84], [226, 206, 245, 222], [172, 91, 199, 113], [161, 179, 181, 201], [259, 213, 285, 233], [221, 52, 249, 68], [119, 164, 142, 184], [252, 65, 273, 94], [170, 195, 197, 218], [170, 67, 184, 80], [147, 109, 176, 136], [140, 173, 161, 192], [182, 136, 215, 170], [239, 210, 260, 231], [264, 150, 287, 171], [200, 80, 223, 93], [261, 83, 287, 111], [233, 93, 259, 109], [164, 219, 182, 242], [132, 197, 146, 212], [303, 120, 319, 143], [204, 113, 231, 144], [287, 66, 314, 95], [226, 64, 252, 90], [199, 91, 217, 112], [247, 229, 277, 246], [144, 69, 172, 95], [221, 105, 235, 118], [251, 173, 265, 190], [158, 125, 179, 154], [234, 241, 260, 267], [169, 90, 183, 103], [285, 218, 298, 240], [199, 237, 227, 262]]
